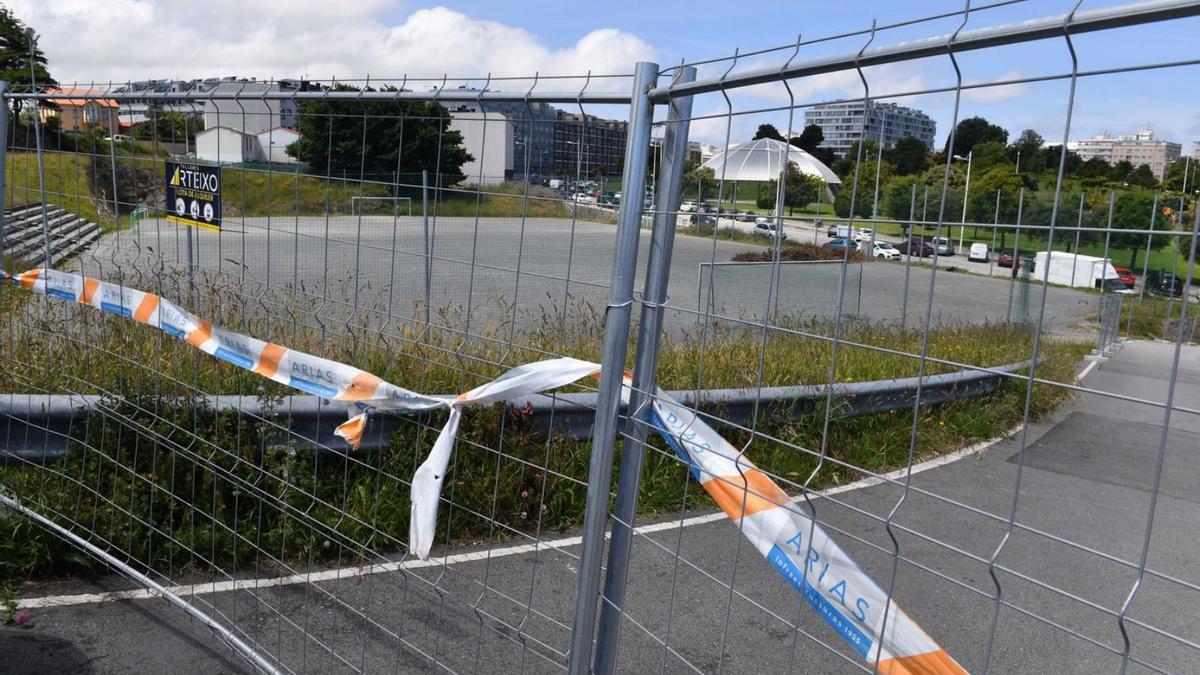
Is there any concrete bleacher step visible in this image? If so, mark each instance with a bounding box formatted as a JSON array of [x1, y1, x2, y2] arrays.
[[8, 217, 91, 261], [49, 226, 100, 267], [5, 211, 79, 247], [3, 204, 101, 267], [24, 221, 99, 268]]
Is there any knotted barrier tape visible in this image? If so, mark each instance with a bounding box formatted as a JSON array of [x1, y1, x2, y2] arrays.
[[5, 268, 964, 673]]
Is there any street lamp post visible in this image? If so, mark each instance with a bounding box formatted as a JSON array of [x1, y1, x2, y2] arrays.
[[1015, 149, 1021, 174], [953, 150, 973, 251]]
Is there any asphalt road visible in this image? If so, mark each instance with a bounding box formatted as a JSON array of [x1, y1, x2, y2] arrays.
[[69, 215, 1099, 335], [7, 340, 1198, 673]]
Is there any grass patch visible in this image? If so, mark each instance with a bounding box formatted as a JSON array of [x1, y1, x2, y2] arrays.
[[5, 149, 568, 227], [1117, 294, 1199, 342], [0, 272, 1086, 582]]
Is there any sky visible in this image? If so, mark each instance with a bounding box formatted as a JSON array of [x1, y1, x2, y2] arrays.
[[10, 0, 1200, 151]]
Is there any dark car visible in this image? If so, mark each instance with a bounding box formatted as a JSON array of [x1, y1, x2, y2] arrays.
[[895, 237, 935, 258], [824, 238, 858, 252], [1145, 270, 1185, 298], [689, 214, 717, 227]]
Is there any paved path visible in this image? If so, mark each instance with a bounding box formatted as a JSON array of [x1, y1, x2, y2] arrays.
[[7, 340, 1198, 673]]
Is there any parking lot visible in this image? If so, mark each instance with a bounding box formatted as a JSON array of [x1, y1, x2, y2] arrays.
[[75, 215, 1102, 335]]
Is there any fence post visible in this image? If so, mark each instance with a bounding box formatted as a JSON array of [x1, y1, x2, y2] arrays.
[[593, 65, 695, 675], [567, 60, 659, 674], [422, 168, 431, 326], [0, 81, 8, 264]]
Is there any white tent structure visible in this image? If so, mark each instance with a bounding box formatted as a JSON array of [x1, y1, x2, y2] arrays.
[[700, 137, 840, 184]]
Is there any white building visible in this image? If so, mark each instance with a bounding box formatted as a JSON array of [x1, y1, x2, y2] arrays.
[[449, 112, 514, 185], [1074, 128, 1181, 179], [804, 100, 936, 156], [256, 127, 301, 164], [195, 126, 300, 164], [202, 80, 300, 135]]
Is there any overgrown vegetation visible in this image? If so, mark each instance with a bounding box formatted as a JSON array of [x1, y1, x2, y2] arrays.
[[731, 243, 868, 263], [0, 275, 1087, 582], [5, 150, 569, 224], [1118, 294, 1199, 342]]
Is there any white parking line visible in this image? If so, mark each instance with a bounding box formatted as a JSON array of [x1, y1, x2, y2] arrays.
[[19, 427, 1017, 610]]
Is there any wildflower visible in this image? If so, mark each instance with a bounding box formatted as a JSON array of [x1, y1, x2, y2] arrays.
[[13, 612, 30, 626], [322, 539, 331, 549], [520, 489, 529, 500], [540, 504, 548, 513], [520, 511, 528, 520]]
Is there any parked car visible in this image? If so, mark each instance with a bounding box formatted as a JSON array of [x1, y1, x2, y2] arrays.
[[824, 238, 858, 253], [997, 248, 1021, 269], [1145, 270, 1184, 298], [853, 227, 874, 243], [1113, 266, 1136, 289], [680, 201, 697, 212], [895, 237, 935, 258], [931, 237, 955, 256], [869, 240, 900, 260], [737, 210, 756, 222], [755, 216, 774, 229], [690, 214, 717, 227], [827, 224, 851, 239], [968, 242, 989, 262]]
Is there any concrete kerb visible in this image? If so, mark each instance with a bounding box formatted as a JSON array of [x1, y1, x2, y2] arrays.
[[0, 359, 1033, 462]]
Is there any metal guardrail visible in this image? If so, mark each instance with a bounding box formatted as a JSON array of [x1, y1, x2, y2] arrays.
[[0, 359, 1032, 462]]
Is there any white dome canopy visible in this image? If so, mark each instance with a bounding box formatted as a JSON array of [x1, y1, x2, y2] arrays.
[[700, 137, 841, 184]]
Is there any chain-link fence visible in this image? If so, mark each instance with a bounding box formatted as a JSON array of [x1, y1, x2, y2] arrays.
[[2, 2, 1200, 674]]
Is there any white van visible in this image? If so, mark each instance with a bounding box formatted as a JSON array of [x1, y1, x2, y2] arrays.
[[968, 243, 989, 262]]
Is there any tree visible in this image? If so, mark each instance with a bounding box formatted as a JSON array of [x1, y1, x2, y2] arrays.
[[1076, 157, 1111, 180], [682, 166, 714, 201], [945, 116, 1008, 157], [884, 136, 929, 176], [833, 159, 893, 219], [132, 110, 201, 143], [0, 8, 57, 117], [881, 175, 922, 221], [1127, 163, 1158, 188], [1160, 158, 1193, 192], [288, 85, 472, 184], [1042, 145, 1083, 175], [1111, 160, 1135, 182], [752, 123, 785, 141], [788, 124, 838, 167], [1110, 192, 1169, 269], [969, 141, 1009, 173], [755, 164, 821, 214], [965, 166, 1024, 224], [791, 124, 823, 152], [1016, 129, 1044, 149]]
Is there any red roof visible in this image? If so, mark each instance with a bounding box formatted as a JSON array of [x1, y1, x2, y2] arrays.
[[46, 88, 118, 108]]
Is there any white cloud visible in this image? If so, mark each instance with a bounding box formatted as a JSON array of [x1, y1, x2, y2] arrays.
[[962, 70, 1034, 103], [7, 1, 656, 91]]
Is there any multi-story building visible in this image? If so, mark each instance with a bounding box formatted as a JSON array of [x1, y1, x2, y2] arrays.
[[450, 88, 627, 180], [39, 88, 120, 133], [1074, 128, 1181, 179], [804, 100, 936, 157]]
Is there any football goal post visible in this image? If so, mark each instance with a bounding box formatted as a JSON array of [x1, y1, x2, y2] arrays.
[[350, 196, 414, 217]]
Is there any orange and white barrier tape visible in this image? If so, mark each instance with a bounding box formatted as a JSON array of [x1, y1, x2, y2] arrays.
[[6, 268, 963, 672]]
